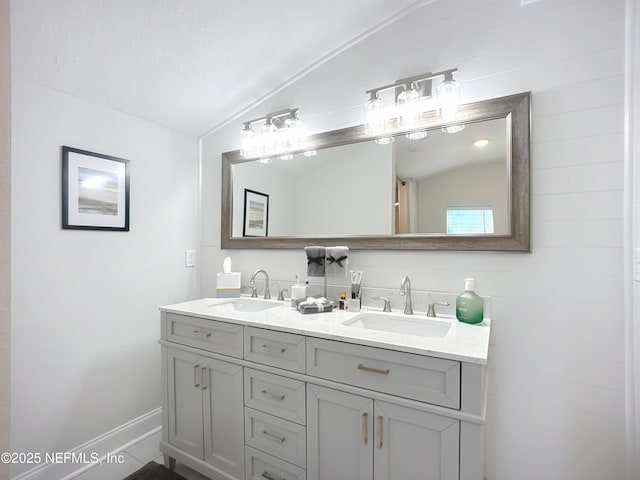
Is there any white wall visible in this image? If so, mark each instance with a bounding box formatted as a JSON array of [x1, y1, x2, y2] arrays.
[[294, 141, 393, 235], [10, 79, 199, 477], [201, 1, 628, 479], [0, 1, 10, 479], [626, 0, 640, 475]]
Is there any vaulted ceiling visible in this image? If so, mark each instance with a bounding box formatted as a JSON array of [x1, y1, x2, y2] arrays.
[[11, 0, 424, 136]]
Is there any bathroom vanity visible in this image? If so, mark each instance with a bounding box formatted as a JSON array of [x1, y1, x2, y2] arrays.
[[159, 297, 490, 480]]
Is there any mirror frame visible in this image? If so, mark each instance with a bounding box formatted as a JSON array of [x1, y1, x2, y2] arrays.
[[221, 91, 530, 251]]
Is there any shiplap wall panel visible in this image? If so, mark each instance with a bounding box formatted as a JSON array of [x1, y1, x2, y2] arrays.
[[200, 1, 627, 478]]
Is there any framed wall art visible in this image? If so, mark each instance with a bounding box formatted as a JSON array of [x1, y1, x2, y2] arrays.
[[62, 146, 130, 231], [243, 189, 269, 237]]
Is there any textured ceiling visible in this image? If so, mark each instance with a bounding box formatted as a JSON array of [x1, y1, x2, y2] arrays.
[[11, 0, 423, 136]]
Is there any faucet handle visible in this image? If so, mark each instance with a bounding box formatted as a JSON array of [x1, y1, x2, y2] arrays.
[[248, 284, 258, 298], [372, 296, 392, 312], [426, 300, 450, 317], [277, 288, 288, 301]]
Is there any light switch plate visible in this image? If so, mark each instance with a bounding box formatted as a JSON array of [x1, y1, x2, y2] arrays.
[[184, 249, 195, 267]]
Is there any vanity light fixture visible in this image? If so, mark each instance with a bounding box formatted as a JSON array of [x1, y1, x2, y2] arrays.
[[442, 124, 466, 134], [240, 108, 304, 158], [364, 68, 461, 141]]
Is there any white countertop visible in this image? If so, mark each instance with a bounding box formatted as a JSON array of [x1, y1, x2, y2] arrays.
[[160, 297, 491, 365]]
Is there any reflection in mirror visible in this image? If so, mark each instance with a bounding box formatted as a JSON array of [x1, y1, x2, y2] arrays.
[[231, 117, 508, 237], [222, 92, 530, 251]]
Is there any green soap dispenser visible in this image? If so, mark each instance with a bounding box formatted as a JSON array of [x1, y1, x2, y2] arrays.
[[456, 278, 484, 324]]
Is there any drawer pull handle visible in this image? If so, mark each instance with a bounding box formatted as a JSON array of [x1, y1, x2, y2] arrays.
[[376, 416, 383, 449], [357, 363, 390, 375], [261, 389, 285, 401], [192, 330, 212, 338], [361, 412, 368, 445], [261, 430, 286, 443], [261, 344, 286, 354], [261, 470, 285, 480], [193, 364, 200, 387]]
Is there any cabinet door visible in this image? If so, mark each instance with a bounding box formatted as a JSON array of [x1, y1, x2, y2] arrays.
[[201, 356, 245, 479], [307, 384, 373, 480], [166, 348, 204, 458], [374, 401, 459, 480]]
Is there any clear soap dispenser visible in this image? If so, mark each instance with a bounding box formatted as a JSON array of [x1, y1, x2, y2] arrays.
[[456, 278, 484, 324]]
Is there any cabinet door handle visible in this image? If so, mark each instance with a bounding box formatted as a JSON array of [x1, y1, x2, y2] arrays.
[[201, 367, 208, 390], [193, 364, 200, 387], [261, 470, 285, 480], [357, 363, 390, 375], [376, 416, 383, 449], [192, 330, 212, 338], [261, 344, 286, 354], [261, 389, 285, 401], [361, 412, 368, 445], [261, 430, 286, 443]]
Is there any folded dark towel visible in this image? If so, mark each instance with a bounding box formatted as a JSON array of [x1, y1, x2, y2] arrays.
[[325, 246, 348, 277], [296, 296, 334, 314], [305, 246, 326, 277]]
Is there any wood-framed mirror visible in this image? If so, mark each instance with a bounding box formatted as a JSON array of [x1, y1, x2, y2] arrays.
[[221, 91, 530, 251]]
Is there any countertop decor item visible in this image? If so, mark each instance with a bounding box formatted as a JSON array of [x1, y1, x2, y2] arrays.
[[61, 146, 130, 231]]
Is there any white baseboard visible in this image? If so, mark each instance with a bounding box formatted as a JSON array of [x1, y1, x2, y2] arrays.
[[11, 408, 161, 480]]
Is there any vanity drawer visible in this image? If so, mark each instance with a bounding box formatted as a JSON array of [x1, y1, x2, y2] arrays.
[[165, 313, 243, 358], [306, 337, 460, 409], [245, 368, 306, 425], [245, 446, 306, 480], [245, 408, 306, 468], [245, 327, 306, 373]]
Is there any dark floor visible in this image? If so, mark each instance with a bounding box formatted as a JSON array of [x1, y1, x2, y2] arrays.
[[123, 461, 187, 480]]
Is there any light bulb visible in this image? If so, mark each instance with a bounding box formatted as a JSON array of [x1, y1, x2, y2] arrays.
[[365, 93, 385, 135], [240, 125, 255, 157], [437, 75, 461, 118], [397, 83, 420, 128]]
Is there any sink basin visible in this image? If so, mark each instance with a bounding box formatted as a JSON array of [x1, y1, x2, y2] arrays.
[[208, 298, 282, 313], [343, 312, 451, 338]]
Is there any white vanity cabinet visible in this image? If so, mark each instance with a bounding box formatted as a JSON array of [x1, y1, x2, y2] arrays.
[[160, 302, 489, 480], [307, 384, 460, 480]]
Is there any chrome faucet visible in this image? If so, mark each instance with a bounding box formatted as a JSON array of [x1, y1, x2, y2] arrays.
[[250, 269, 271, 299], [399, 276, 413, 315]]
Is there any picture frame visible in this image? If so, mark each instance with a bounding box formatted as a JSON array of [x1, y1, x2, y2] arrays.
[[62, 146, 130, 231], [243, 189, 269, 237]]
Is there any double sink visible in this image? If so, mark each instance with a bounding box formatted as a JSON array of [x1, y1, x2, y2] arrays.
[[207, 297, 451, 339]]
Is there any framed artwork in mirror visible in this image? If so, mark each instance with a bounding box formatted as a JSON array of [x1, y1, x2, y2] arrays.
[[62, 146, 130, 231], [243, 189, 269, 237]]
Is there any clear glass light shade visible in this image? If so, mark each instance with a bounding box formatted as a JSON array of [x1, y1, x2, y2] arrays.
[[257, 158, 272, 164], [302, 150, 317, 157], [437, 78, 461, 117], [279, 154, 293, 160], [259, 121, 278, 155], [441, 124, 465, 134], [374, 137, 394, 145], [365, 96, 386, 135], [240, 127, 255, 157], [397, 85, 420, 128], [406, 130, 428, 140]]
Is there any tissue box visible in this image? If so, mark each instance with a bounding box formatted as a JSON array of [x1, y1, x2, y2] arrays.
[[216, 272, 241, 298]]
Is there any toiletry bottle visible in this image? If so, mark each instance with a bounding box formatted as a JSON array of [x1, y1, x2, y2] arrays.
[[456, 278, 484, 324], [291, 275, 307, 308], [339, 291, 346, 310]]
